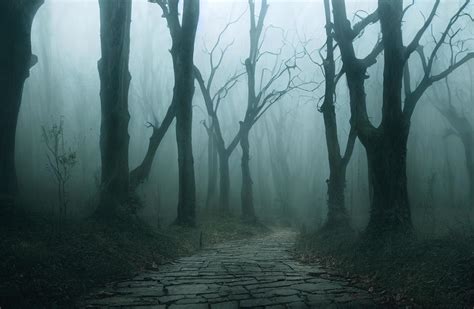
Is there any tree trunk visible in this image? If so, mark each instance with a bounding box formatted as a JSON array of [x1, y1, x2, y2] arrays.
[[205, 126, 218, 208], [0, 1, 43, 210], [325, 162, 349, 228], [129, 103, 176, 191], [240, 125, 256, 222], [365, 129, 412, 237], [320, 0, 352, 230], [218, 151, 231, 212], [97, 0, 132, 216], [175, 98, 196, 225], [174, 0, 199, 226]]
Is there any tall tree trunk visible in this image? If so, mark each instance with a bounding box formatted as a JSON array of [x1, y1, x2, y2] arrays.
[[0, 0, 43, 210], [364, 0, 412, 237], [365, 128, 412, 236], [320, 0, 355, 230], [97, 0, 132, 216], [240, 125, 256, 222], [218, 151, 231, 212], [174, 0, 199, 226], [205, 125, 218, 208], [332, 0, 417, 238], [175, 100, 196, 225]]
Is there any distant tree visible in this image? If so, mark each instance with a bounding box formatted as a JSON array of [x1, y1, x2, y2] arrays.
[[0, 0, 44, 210], [194, 15, 245, 211], [432, 77, 473, 207], [202, 120, 218, 209], [96, 0, 132, 217], [240, 0, 311, 222], [151, 0, 200, 226], [42, 118, 77, 218], [331, 0, 474, 238], [264, 111, 294, 223], [253, 124, 272, 212]]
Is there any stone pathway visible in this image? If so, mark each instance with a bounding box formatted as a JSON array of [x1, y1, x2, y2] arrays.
[[84, 230, 374, 308]]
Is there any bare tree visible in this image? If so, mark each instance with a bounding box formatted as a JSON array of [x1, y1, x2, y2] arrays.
[[240, 0, 312, 222], [42, 118, 77, 219], [194, 15, 245, 211], [0, 0, 44, 211], [432, 77, 473, 207], [331, 0, 474, 238], [96, 0, 132, 217], [315, 0, 381, 231], [151, 0, 200, 226]]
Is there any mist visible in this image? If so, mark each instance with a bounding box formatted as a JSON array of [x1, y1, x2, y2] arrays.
[[13, 0, 471, 230], [1, 0, 473, 307]]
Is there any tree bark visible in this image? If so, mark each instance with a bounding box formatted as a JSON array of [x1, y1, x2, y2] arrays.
[[173, 0, 199, 226], [0, 0, 43, 210], [365, 128, 412, 235], [363, 0, 412, 236], [97, 0, 132, 216], [240, 124, 256, 222], [325, 162, 348, 227]]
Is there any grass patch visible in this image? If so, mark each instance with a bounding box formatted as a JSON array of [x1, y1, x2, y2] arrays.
[[0, 209, 269, 308], [295, 229, 474, 307]]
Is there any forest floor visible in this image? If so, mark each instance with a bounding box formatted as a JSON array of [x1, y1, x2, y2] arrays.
[[0, 209, 268, 308], [295, 228, 474, 307]]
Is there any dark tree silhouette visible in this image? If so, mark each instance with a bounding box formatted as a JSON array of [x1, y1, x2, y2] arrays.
[[96, 0, 132, 216], [331, 0, 474, 238], [151, 0, 200, 226], [0, 0, 44, 211], [315, 0, 381, 230]]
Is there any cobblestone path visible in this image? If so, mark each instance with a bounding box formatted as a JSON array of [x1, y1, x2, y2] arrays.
[[84, 230, 374, 308]]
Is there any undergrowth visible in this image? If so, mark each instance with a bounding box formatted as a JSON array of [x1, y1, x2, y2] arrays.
[[295, 228, 474, 307]]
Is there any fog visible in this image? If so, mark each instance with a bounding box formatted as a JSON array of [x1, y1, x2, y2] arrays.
[[16, 0, 473, 232]]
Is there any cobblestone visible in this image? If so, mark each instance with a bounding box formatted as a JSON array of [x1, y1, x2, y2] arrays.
[[84, 230, 373, 308]]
